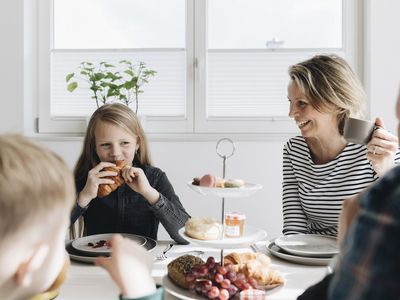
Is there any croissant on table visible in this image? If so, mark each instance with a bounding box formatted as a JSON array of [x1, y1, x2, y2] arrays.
[[97, 160, 126, 198], [224, 252, 284, 287]]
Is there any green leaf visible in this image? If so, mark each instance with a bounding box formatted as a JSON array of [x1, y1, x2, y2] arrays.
[[120, 60, 132, 65], [124, 69, 134, 76], [94, 73, 105, 80], [90, 86, 100, 92], [67, 82, 78, 92], [124, 78, 137, 89], [65, 73, 74, 82]]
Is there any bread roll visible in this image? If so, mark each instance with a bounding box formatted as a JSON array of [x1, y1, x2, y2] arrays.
[[97, 160, 126, 197], [185, 217, 223, 240], [167, 255, 204, 289]]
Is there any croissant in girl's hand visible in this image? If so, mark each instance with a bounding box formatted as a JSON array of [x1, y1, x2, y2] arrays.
[[97, 160, 126, 198]]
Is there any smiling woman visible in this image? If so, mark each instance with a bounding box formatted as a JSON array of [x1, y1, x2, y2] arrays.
[[282, 54, 400, 237]]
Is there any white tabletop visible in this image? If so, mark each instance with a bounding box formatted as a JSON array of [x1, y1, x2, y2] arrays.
[[59, 241, 327, 300]]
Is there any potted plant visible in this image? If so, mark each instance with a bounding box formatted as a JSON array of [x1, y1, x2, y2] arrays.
[[66, 60, 157, 115]]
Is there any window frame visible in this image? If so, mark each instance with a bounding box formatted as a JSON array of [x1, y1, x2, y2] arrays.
[[194, 0, 361, 134], [38, 0, 194, 134], [36, 0, 361, 136]]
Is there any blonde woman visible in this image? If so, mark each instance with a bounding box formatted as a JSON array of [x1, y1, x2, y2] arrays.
[[282, 54, 399, 237], [71, 103, 190, 243]]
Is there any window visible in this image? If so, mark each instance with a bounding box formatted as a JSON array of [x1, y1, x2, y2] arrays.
[[37, 0, 359, 134]]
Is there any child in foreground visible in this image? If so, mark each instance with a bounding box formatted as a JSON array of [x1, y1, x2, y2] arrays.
[[0, 135, 159, 300]]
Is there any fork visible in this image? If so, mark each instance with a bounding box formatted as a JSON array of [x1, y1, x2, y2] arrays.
[[156, 243, 174, 260], [250, 243, 260, 253]]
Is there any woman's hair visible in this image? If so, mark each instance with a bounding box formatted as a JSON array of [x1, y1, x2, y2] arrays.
[[288, 54, 366, 134], [74, 103, 152, 191]]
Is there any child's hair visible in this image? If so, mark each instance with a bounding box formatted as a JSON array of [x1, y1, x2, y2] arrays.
[[0, 135, 75, 250], [74, 103, 152, 191], [289, 54, 366, 134]]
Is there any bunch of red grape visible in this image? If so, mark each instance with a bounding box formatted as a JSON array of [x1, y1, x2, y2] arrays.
[[185, 256, 259, 300]]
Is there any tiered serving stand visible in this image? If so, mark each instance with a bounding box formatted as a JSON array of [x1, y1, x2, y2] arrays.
[[181, 138, 265, 265]]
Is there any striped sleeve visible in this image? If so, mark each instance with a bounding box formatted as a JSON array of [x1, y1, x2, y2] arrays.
[[282, 141, 308, 235]]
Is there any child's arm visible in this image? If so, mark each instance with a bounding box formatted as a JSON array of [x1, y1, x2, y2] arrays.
[[77, 162, 118, 207], [95, 234, 158, 299], [148, 170, 190, 244], [121, 166, 190, 243], [121, 166, 160, 205]]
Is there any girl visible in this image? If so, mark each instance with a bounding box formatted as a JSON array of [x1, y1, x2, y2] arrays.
[[70, 103, 190, 243]]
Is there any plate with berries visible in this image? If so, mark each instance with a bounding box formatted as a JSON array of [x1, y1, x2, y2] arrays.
[[164, 255, 282, 300], [71, 233, 146, 255]]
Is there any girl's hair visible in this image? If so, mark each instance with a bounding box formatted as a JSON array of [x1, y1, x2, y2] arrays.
[[288, 54, 366, 134], [74, 103, 152, 191]]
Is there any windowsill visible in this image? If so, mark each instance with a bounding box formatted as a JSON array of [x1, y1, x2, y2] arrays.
[[26, 131, 296, 142]]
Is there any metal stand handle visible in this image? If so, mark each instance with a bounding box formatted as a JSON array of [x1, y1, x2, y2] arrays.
[[215, 138, 236, 265]]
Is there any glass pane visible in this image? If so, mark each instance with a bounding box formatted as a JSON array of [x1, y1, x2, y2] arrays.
[[54, 0, 185, 49], [208, 0, 342, 49]]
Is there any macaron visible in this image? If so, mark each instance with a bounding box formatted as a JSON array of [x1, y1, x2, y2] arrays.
[[199, 174, 216, 187]]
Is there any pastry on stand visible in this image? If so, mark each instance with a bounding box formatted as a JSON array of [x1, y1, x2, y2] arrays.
[[182, 138, 264, 266]]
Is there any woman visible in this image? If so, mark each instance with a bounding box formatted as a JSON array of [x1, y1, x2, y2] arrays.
[[70, 103, 190, 243], [282, 54, 398, 237]]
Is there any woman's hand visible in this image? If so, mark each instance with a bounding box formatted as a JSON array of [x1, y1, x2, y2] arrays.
[[95, 234, 156, 298], [366, 117, 398, 177], [121, 166, 160, 204], [77, 162, 117, 207]]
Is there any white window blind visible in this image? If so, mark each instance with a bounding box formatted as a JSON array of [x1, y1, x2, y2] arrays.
[[37, 0, 358, 135], [51, 50, 186, 117], [207, 51, 344, 117]]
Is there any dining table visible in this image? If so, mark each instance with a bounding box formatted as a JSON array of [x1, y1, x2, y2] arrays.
[[59, 240, 328, 300]]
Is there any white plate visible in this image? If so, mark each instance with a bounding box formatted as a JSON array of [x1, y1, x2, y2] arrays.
[[71, 233, 147, 255], [179, 226, 267, 249], [187, 181, 262, 198], [267, 239, 333, 266], [274, 234, 338, 258], [67, 237, 157, 264], [162, 275, 281, 300]]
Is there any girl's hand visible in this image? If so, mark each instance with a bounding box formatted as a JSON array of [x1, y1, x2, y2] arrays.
[[77, 162, 117, 207], [121, 166, 160, 204], [366, 117, 398, 177], [95, 234, 156, 298]]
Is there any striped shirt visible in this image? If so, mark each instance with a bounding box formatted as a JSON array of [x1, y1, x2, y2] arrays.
[[283, 136, 381, 237]]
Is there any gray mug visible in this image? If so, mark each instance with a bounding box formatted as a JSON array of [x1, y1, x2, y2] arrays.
[[343, 117, 375, 145]]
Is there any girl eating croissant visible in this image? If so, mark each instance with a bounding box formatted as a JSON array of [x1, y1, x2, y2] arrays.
[[70, 103, 190, 243]]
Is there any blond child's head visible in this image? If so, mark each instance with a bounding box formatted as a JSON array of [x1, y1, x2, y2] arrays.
[[0, 135, 75, 300], [74, 103, 152, 189]]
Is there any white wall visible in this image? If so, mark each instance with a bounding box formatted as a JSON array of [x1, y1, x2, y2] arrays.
[[38, 137, 285, 239], [1, 0, 400, 240], [0, 0, 24, 132], [365, 0, 400, 133]]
